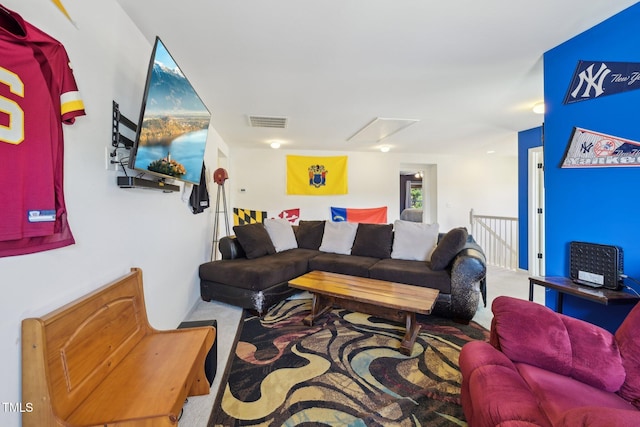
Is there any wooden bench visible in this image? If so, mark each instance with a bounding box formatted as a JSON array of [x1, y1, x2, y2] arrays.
[[22, 267, 215, 427]]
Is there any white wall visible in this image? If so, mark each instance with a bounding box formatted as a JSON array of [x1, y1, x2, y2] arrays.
[[0, 1, 226, 424], [227, 147, 517, 231]]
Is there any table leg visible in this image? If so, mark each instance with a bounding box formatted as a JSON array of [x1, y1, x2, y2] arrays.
[[400, 312, 421, 355], [556, 293, 564, 313], [529, 283, 534, 301], [304, 293, 333, 326]]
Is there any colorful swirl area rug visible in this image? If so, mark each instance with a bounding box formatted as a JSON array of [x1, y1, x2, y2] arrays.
[[208, 298, 489, 427]]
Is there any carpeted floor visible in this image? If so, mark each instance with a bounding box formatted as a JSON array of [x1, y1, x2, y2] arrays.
[[208, 298, 489, 427]]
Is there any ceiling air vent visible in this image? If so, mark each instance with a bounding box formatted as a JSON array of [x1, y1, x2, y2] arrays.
[[248, 115, 288, 129]]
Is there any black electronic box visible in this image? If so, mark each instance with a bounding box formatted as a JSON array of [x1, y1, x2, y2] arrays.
[[569, 241, 623, 290]]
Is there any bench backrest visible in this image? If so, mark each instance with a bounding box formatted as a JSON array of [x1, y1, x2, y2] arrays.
[[22, 268, 153, 424]]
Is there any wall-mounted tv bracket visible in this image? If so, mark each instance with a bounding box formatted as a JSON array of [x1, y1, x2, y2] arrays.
[[111, 100, 179, 193], [111, 100, 136, 159]]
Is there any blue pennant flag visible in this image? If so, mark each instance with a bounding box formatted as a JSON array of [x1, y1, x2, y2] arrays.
[[564, 60, 640, 104]]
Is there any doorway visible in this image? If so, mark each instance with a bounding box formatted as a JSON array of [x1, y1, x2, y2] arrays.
[[399, 163, 437, 223], [528, 147, 545, 276]]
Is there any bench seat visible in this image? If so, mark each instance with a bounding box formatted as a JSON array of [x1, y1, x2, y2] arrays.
[[22, 268, 214, 427], [66, 330, 211, 425]]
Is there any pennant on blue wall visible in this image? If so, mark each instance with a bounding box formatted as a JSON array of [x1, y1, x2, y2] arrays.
[[560, 127, 640, 168], [564, 60, 640, 104]]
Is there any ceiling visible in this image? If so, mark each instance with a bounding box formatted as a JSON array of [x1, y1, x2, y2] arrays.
[[116, 1, 637, 157]]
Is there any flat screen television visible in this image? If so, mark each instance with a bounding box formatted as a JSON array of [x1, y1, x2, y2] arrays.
[[128, 36, 211, 185]]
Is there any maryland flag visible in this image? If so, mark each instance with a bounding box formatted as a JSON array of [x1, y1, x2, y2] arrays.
[[286, 155, 348, 195], [278, 208, 300, 223], [233, 208, 267, 226]]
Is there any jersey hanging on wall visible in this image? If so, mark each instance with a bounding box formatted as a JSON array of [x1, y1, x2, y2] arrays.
[[0, 4, 85, 257]]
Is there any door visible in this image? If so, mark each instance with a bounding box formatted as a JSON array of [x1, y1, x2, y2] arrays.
[[528, 147, 545, 276]]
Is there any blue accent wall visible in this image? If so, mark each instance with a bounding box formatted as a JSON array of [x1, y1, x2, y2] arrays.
[[518, 127, 543, 270], [543, 3, 640, 332]]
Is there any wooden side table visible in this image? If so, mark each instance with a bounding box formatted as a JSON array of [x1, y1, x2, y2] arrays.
[[528, 276, 639, 313]]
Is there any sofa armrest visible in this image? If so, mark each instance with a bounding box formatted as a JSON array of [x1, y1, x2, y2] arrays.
[[460, 341, 553, 427], [491, 296, 625, 392], [452, 240, 486, 278], [447, 239, 486, 322], [219, 236, 246, 260]]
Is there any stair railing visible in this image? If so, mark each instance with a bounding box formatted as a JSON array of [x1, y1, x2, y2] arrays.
[[470, 209, 518, 270]]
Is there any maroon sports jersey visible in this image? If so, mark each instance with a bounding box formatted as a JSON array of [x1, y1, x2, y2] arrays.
[[0, 5, 85, 257]]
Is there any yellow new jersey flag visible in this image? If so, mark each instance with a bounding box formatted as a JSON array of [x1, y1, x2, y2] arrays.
[[286, 155, 348, 195]]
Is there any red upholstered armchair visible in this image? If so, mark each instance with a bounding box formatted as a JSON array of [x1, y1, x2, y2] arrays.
[[459, 296, 640, 427]]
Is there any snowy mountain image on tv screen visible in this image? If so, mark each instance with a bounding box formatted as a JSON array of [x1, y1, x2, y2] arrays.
[[136, 38, 211, 185]]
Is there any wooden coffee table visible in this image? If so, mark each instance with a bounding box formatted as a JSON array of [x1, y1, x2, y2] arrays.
[[288, 270, 439, 355]]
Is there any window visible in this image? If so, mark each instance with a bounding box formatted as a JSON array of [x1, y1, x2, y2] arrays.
[[410, 182, 423, 208]]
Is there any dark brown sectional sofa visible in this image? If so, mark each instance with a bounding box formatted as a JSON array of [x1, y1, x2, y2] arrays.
[[199, 220, 487, 323]]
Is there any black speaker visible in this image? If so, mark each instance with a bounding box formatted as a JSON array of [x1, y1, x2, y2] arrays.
[[569, 241, 623, 290], [177, 319, 217, 385]]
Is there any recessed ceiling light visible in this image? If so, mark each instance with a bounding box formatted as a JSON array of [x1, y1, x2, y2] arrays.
[[487, 150, 496, 154], [380, 145, 390, 153], [269, 141, 281, 149], [532, 102, 545, 114]]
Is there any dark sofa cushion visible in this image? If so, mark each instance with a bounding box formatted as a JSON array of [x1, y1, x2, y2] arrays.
[[199, 248, 319, 291], [295, 220, 325, 250], [309, 253, 379, 277], [351, 223, 393, 259], [431, 227, 469, 270], [369, 258, 452, 294], [233, 223, 276, 259]]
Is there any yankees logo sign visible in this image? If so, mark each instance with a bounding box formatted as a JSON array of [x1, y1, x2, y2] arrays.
[[564, 60, 640, 104]]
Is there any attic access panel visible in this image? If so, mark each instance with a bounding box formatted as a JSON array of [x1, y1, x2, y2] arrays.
[[347, 117, 419, 143]]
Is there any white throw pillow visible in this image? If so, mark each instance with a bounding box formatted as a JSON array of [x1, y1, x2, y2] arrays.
[[263, 218, 298, 252], [391, 220, 439, 261], [319, 221, 359, 255]]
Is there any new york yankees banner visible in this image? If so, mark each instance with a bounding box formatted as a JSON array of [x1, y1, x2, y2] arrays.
[[561, 127, 640, 168], [564, 60, 640, 104]]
